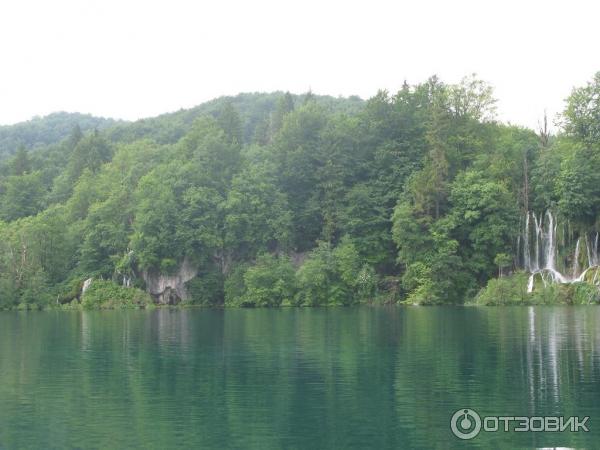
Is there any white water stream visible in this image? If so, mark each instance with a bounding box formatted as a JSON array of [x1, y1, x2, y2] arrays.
[[521, 211, 599, 292]]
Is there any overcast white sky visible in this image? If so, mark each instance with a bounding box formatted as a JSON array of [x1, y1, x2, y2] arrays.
[[0, 0, 597, 130]]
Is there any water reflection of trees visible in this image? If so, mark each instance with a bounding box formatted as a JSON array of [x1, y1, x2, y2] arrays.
[[0, 307, 599, 448]]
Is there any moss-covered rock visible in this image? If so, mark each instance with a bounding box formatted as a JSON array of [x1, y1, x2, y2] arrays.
[[475, 271, 600, 305], [581, 266, 600, 284]]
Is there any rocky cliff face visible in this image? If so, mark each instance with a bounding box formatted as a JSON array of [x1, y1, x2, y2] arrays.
[[142, 258, 197, 304]]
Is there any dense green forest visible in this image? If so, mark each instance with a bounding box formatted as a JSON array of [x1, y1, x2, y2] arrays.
[[0, 74, 599, 309], [0, 112, 117, 159]]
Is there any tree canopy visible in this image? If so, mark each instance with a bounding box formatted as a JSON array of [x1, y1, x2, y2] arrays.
[[1, 75, 599, 309]]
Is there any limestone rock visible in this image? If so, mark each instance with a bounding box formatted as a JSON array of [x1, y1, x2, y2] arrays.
[[142, 257, 197, 305]]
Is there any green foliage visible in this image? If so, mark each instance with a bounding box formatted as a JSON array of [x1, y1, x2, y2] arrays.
[[224, 263, 249, 306], [225, 254, 296, 307], [272, 103, 328, 249], [0, 112, 116, 160], [445, 170, 518, 280], [295, 239, 378, 306], [0, 78, 599, 309], [0, 275, 19, 309], [474, 273, 529, 305], [339, 183, 396, 270], [0, 206, 75, 309], [0, 171, 46, 220], [527, 281, 600, 305], [563, 71, 600, 143], [66, 131, 113, 183], [223, 160, 292, 260], [294, 245, 332, 306], [476, 274, 600, 306], [494, 253, 512, 276], [131, 164, 182, 270], [556, 141, 600, 224], [185, 263, 224, 306], [216, 101, 243, 145], [81, 279, 152, 309], [570, 283, 600, 305], [10, 146, 31, 175]]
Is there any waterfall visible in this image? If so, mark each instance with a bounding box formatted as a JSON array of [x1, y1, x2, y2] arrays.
[[593, 232, 599, 266], [533, 213, 542, 271], [522, 211, 599, 292], [527, 274, 535, 293], [545, 211, 567, 283], [545, 210, 556, 271], [524, 213, 531, 271], [584, 232, 599, 267], [573, 238, 581, 278], [586, 236, 593, 269]]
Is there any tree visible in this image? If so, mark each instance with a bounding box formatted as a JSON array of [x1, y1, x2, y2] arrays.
[[68, 124, 84, 148], [445, 170, 518, 282], [217, 101, 243, 145], [131, 165, 182, 271], [340, 183, 396, 270], [1, 77, 598, 309], [237, 254, 296, 307], [10, 146, 31, 175], [556, 142, 600, 225], [563, 71, 600, 143], [449, 74, 497, 122], [224, 161, 291, 260], [494, 253, 512, 277], [66, 131, 112, 182], [271, 92, 295, 135], [0, 172, 46, 221], [295, 239, 374, 306], [79, 187, 132, 276], [179, 117, 241, 195], [272, 103, 327, 250]]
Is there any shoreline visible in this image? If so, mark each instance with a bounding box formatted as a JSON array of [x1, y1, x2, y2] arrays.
[[2, 302, 598, 312]]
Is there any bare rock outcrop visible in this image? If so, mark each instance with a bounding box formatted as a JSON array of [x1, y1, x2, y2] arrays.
[[142, 258, 197, 305]]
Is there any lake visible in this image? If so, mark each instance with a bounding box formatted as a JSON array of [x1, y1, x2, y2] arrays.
[[0, 306, 599, 449]]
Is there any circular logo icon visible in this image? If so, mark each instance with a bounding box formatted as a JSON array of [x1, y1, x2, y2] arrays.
[[450, 408, 481, 440]]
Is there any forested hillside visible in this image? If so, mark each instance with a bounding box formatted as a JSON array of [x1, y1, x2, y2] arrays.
[[104, 92, 364, 145], [0, 74, 599, 309], [0, 112, 117, 159]]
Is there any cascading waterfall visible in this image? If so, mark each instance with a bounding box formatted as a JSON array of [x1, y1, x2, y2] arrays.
[[524, 213, 531, 271], [586, 232, 600, 267], [534, 213, 542, 271], [573, 238, 581, 279], [546, 211, 556, 272], [521, 211, 600, 292]]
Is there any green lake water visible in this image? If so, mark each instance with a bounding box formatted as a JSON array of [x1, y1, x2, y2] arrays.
[[0, 306, 599, 449]]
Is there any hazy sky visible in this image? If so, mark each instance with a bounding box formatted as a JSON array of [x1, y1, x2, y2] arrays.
[[0, 0, 597, 130]]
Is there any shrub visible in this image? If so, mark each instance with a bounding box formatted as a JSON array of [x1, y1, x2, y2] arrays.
[[81, 279, 152, 309], [224, 263, 249, 306], [474, 272, 529, 305], [185, 264, 224, 306], [295, 238, 377, 306], [225, 255, 295, 307]]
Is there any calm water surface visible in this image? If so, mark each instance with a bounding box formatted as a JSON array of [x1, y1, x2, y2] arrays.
[[0, 306, 599, 449]]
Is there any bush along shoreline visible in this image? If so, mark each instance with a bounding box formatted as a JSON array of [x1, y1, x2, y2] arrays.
[[8, 268, 600, 311]]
